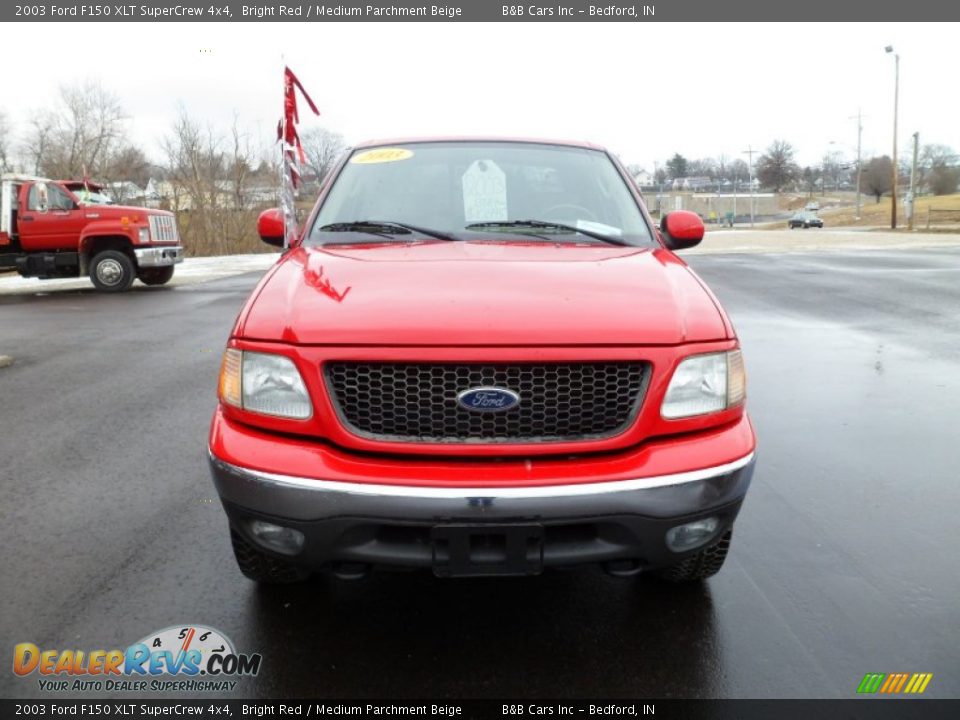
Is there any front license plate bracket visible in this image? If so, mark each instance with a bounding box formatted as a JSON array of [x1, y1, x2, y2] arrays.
[[431, 523, 544, 577]]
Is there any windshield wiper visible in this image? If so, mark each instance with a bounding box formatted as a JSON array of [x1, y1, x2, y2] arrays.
[[317, 221, 459, 242], [465, 220, 630, 246]]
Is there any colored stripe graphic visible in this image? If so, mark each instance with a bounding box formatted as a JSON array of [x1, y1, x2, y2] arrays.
[[858, 673, 886, 693], [857, 672, 932, 694], [907, 674, 933, 694]]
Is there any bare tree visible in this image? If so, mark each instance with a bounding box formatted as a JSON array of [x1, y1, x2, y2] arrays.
[[162, 109, 225, 252], [801, 166, 821, 197], [928, 166, 959, 196], [687, 158, 717, 179], [37, 82, 128, 179], [756, 140, 799, 192], [103, 145, 151, 201], [22, 115, 54, 176], [161, 109, 273, 255], [0, 110, 13, 173], [920, 144, 959, 196], [861, 156, 893, 203], [227, 117, 254, 211], [300, 127, 346, 187], [821, 150, 844, 193], [727, 158, 750, 184]]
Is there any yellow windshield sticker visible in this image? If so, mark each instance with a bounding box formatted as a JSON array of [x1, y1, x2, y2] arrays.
[[351, 148, 414, 164]]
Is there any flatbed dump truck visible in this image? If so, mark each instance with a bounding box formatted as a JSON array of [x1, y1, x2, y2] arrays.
[[0, 174, 183, 291]]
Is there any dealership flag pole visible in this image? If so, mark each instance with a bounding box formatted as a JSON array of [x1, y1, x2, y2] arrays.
[[277, 65, 320, 248]]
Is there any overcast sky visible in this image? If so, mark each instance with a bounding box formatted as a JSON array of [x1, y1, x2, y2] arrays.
[[4, 22, 958, 171]]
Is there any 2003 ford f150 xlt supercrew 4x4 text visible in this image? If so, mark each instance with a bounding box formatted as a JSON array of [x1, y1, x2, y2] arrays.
[[208, 139, 757, 584]]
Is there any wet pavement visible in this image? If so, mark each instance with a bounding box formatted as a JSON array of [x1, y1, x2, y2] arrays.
[[1, 246, 958, 699]]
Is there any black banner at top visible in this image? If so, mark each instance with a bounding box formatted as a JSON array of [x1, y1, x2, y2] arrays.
[[5, 0, 960, 22]]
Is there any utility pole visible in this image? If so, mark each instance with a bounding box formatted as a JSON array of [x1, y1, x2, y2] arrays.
[[886, 46, 899, 229], [743, 145, 756, 227], [908, 131, 919, 231], [733, 177, 738, 224], [852, 109, 863, 221]]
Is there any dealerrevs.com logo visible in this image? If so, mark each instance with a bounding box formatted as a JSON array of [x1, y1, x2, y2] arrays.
[[13, 625, 261, 693]]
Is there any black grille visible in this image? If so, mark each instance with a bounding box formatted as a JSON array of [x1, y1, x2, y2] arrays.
[[324, 362, 649, 443]]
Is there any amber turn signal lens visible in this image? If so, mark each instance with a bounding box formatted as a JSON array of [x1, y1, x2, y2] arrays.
[[726, 349, 746, 407], [218, 348, 243, 408]]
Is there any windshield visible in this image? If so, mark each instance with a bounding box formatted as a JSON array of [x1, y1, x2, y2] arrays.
[[309, 142, 655, 246], [74, 190, 114, 206]]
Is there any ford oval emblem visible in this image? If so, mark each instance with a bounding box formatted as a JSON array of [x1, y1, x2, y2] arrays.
[[457, 387, 520, 412]]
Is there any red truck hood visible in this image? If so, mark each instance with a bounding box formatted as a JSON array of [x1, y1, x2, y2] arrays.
[[82, 205, 172, 218], [238, 241, 728, 346]]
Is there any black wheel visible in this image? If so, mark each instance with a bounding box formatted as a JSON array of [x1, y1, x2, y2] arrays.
[[89, 250, 135, 292], [138, 266, 175, 286], [230, 528, 309, 584], [654, 529, 732, 583]]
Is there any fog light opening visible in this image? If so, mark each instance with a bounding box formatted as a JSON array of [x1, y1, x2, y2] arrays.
[[603, 558, 644, 578], [248, 520, 305, 556], [666, 517, 720, 553]]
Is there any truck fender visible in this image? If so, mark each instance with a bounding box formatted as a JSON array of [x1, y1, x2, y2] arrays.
[[78, 224, 137, 274]]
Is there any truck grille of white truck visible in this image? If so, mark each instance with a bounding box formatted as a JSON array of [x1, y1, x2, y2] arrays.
[[324, 362, 649, 444], [148, 215, 179, 243]]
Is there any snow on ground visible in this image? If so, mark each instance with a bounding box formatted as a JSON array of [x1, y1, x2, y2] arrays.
[[0, 253, 278, 296], [2, 232, 959, 296], [687, 228, 960, 254]]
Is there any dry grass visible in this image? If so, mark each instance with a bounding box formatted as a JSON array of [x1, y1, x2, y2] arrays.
[[175, 210, 274, 257], [174, 199, 313, 256], [820, 193, 960, 229]]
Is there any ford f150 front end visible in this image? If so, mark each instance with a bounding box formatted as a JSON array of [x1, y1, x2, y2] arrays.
[[208, 139, 757, 584]]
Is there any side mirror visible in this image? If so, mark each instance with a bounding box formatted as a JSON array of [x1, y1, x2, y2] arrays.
[[660, 210, 704, 251], [257, 208, 285, 247]]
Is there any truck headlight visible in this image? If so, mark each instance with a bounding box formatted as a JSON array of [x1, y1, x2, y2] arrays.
[[661, 350, 745, 419], [138, 227, 150, 243], [218, 349, 312, 420]]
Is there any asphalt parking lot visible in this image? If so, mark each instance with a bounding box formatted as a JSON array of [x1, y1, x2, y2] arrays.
[[1, 241, 958, 699]]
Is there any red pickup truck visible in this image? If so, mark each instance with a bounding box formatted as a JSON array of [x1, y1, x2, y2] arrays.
[[208, 138, 756, 585], [0, 175, 183, 291]]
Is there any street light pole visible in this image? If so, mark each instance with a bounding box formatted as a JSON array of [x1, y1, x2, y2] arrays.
[[909, 131, 919, 231], [743, 145, 756, 227], [854, 109, 863, 221], [886, 46, 899, 229], [733, 178, 738, 223]]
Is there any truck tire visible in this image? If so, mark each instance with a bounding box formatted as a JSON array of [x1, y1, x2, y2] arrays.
[[138, 266, 175, 286], [654, 529, 732, 583], [230, 528, 309, 584], [89, 250, 136, 292]]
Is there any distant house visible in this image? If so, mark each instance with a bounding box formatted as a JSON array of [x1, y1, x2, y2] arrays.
[[142, 178, 277, 212], [105, 181, 144, 204], [632, 169, 654, 187], [671, 176, 713, 192], [144, 178, 163, 204], [682, 176, 713, 191]]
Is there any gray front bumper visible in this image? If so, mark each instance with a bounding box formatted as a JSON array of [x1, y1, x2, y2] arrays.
[[209, 452, 755, 524], [209, 452, 755, 572], [134, 246, 184, 267]]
